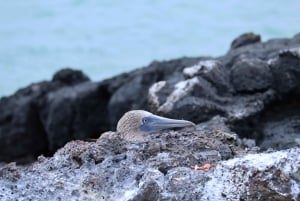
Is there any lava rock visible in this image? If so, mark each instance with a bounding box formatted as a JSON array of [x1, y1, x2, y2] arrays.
[[269, 48, 300, 95], [129, 181, 160, 201], [107, 57, 201, 126], [0, 123, 299, 201], [0, 69, 89, 162], [230, 58, 272, 92], [148, 34, 300, 151], [0, 116, 244, 201], [1, 33, 300, 162], [52, 68, 90, 84], [230, 32, 261, 49], [39, 82, 111, 152]]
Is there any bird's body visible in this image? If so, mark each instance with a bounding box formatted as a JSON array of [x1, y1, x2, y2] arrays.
[[117, 110, 195, 142]]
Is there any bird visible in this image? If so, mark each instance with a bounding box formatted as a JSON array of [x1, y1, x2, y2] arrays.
[[116, 110, 195, 142]]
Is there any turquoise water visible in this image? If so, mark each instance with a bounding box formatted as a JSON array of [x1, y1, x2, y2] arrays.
[[1, 1, 299, 97]]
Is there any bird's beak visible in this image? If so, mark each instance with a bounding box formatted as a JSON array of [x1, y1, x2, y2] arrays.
[[148, 115, 195, 131]]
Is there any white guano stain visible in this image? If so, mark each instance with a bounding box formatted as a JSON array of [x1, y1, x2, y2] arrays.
[[183, 60, 220, 77], [148, 81, 166, 109], [158, 77, 199, 113]]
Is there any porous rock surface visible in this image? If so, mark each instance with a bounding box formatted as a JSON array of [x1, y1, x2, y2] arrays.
[[0, 118, 299, 201]]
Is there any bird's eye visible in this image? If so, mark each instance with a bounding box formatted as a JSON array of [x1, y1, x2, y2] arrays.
[[142, 118, 147, 124]]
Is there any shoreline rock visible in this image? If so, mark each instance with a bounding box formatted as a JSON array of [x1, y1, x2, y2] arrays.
[[0, 33, 300, 163], [0, 124, 298, 200], [1, 32, 300, 200]]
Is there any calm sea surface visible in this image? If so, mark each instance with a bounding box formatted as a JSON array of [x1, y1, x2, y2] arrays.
[[0, 1, 299, 97]]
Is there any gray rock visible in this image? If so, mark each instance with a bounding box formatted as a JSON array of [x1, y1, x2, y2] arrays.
[[269, 47, 300, 95], [230, 32, 261, 49], [230, 58, 272, 92], [0, 69, 89, 162], [201, 148, 300, 201], [0, 125, 299, 201], [40, 82, 110, 152], [2, 33, 300, 162], [148, 35, 300, 151]]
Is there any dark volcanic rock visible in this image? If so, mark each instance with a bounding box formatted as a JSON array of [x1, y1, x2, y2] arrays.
[[107, 58, 203, 125], [148, 34, 300, 151], [230, 58, 272, 92], [1, 33, 300, 162], [0, 69, 90, 162], [230, 32, 261, 49], [0, 58, 204, 162], [256, 97, 300, 150], [52, 68, 90, 84], [270, 48, 300, 95], [39, 82, 111, 152]]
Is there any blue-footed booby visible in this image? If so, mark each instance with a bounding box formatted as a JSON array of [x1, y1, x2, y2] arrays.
[[117, 110, 195, 142]]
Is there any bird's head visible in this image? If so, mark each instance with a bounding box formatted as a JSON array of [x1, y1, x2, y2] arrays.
[[117, 110, 195, 142]]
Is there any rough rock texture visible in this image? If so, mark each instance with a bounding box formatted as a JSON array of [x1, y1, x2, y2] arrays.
[[1, 33, 300, 200], [0, 69, 90, 162], [149, 35, 300, 152], [0, 58, 206, 162], [230, 32, 261, 49], [1, 33, 300, 163], [0, 120, 299, 201], [201, 148, 300, 201]]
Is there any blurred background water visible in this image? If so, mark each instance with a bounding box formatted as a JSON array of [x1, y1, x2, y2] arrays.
[[0, 0, 299, 97]]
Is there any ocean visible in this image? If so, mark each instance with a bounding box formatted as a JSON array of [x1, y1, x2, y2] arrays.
[[1, 0, 299, 97]]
